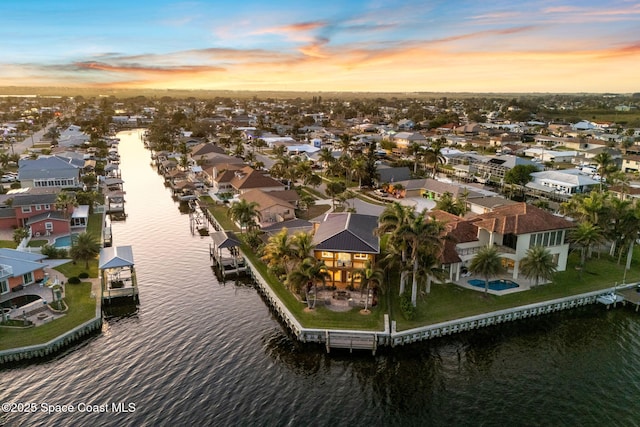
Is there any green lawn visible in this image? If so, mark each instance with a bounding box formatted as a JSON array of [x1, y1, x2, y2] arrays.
[[206, 204, 241, 231], [28, 239, 48, 247], [209, 205, 640, 333], [0, 282, 96, 351], [393, 252, 640, 330], [241, 244, 386, 330], [297, 204, 331, 220], [301, 186, 326, 199], [0, 241, 17, 249]]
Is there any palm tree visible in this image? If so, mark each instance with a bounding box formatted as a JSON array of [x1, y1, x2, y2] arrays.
[[69, 232, 100, 269], [519, 246, 557, 287], [295, 160, 314, 187], [317, 147, 335, 176], [570, 222, 605, 275], [376, 202, 413, 295], [290, 231, 315, 267], [424, 138, 446, 178], [469, 244, 505, 296], [228, 199, 261, 234], [402, 210, 445, 306], [262, 228, 294, 277], [287, 257, 330, 309], [593, 151, 616, 190], [55, 191, 78, 219], [351, 261, 384, 311], [407, 142, 423, 174]]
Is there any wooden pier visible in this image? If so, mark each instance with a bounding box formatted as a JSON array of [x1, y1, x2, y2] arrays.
[[616, 285, 640, 312]]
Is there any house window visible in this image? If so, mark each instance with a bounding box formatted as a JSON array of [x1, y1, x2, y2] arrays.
[[353, 253, 369, 260], [321, 251, 333, 258], [0, 280, 7, 294], [35, 204, 42, 211], [22, 206, 32, 213], [45, 222, 53, 231], [23, 272, 34, 285], [44, 204, 50, 210]]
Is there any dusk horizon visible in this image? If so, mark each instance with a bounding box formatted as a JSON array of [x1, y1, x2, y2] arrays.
[[2, 0, 640, 93]]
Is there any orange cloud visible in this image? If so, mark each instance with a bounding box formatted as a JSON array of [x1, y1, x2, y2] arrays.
[[253, 20, 327, 36], [74, 61, 226, 75]]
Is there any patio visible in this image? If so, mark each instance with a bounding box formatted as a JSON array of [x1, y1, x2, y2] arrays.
[[0, 269, 67, 326], [308, 288, 376, 312]]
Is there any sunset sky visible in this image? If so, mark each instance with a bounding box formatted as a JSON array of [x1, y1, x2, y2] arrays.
[[1, 0, 639, 93]]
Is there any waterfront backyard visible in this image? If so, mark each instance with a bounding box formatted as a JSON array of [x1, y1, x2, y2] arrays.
[[208, 204, 640, 333]]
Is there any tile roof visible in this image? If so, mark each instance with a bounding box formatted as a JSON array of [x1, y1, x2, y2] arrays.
[[312, 213, 379, 253], [230, 168, 285, 190], [469, 202, 574, 235], [239, 188, 296, 211]]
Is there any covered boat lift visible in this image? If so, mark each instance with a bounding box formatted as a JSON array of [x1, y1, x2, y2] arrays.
[[209, 231, 246, 278], [99, 245, 138, 304]]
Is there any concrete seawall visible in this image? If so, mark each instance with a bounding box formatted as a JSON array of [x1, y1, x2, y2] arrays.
[[243, 251, 638, 353]]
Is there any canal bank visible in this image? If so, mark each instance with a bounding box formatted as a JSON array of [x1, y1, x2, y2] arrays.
[[197, 193, 640, 352]]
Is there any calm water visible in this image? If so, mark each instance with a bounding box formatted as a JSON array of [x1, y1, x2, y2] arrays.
[[2, 129, 640, 427]]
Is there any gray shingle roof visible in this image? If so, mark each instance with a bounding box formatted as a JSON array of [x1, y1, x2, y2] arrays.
[[312, 213, 379, 253]]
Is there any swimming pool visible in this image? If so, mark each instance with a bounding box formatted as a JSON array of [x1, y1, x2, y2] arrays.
[[53, 234, 78, 248], [1, 294, 41, 309], [468, 279, 519, 291]]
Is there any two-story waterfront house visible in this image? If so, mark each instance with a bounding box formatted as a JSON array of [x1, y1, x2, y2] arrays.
[[312, 213, 380, 287]]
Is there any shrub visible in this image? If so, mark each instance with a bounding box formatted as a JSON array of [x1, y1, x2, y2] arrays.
[[78, 272, 89, 279], [67, 276, 81, 284], [41, 244, 68, 259], [400, 290, 416, 320]]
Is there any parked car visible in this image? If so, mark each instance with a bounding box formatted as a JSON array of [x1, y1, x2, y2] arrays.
[[1, 174, 18, 183]]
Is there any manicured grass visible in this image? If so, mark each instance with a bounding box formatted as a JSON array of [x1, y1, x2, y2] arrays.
[[0, 282, 96, 351], [207, 204, 240, 231], [28, 239, 48, 247], [241, 244, 386, 330], [86, 213, 103, 238], [297, 204, 331, 220], [0, 240, 17, 249], [301, 186, 326, 199], [55, 260, 98, 280], [393, 252, 640, 330]]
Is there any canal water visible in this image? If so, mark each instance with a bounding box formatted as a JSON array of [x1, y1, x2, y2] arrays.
[[1, 129, 640, 426]]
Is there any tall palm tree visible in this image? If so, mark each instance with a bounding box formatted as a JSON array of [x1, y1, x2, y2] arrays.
[[593, 151, 616, 190], [228, 199, 261, 234], [375, 202, 413, 295], [570, 222, 604, 275], [424, 138, 446, 178], [317, 147, 335, 176], [351, 261, 384, 311], [469, 244, 505, 296], [290, 231, 315, 267], [519, 246, 557, 287], [402, 210, 445, 306], [262, 228, 294, 278], [287, 257, 330, 309], [69, 232, 100, 269], [295, 160, 314, 187], [407, 142, 423, 174], [55, 191, 78, 220]]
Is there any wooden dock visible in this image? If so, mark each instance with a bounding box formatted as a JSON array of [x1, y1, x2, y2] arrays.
[[617, 286, 640, 312]]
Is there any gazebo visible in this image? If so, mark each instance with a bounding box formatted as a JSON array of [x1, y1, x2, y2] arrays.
[[209, 231, 246, 278], [99, 245, 137, 304]]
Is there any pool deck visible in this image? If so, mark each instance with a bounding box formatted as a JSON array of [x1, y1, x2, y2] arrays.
[[454, 274, 541, 296]]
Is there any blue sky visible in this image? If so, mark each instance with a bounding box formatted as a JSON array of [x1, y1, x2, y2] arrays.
[[1, 0, 640, 92]]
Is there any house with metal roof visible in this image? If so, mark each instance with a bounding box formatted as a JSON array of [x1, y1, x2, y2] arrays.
[[312, 213, 380, 287], [0, 248, 47, 294], [18, 155, 82, 189]]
